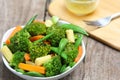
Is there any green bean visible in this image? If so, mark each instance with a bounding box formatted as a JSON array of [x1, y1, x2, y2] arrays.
[[34, 32, 54, 44], [25, 15, 38, 26], [74, 34, 83, 48], [15, 69, 25, 74], [58, 38, 68, 53], [24, 71, 44, 77], [60, 24, 88, 36]]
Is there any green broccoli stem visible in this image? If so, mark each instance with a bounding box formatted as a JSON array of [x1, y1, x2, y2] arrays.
[[60, 24, 88, 36], [25, 15, 38, 26], [34, 32, 54, 44], [74, 34, 83, 48]]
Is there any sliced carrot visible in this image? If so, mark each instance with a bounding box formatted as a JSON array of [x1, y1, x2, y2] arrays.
[[24, 53, 30, 61], [18, 63, 46, 74], [74, 46, 82, 63], [5, 26, 22, 45], [30, 35, 44, 42]]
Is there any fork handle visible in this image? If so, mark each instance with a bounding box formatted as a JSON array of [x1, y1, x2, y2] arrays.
[[111, 12, 120, 20]]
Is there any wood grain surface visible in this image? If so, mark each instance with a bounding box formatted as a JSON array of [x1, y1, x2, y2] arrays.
[[48, 0, 120, 50], [0, 0, 120, 80]]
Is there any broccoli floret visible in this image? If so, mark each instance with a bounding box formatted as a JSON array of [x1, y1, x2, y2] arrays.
[[46, 24, 66, 47], [8, 30, 31, 53], [25, 22, 46, 36], [29, 42, 51, 61], [43, 55, 62, 77], [63, 43, 78, 65], [10, 51, 25, 68]]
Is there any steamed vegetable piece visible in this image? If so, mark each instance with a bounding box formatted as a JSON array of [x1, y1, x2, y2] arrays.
[[25, 22, 47, 36], [66, 29, 75, 43], [18, 63, 46, 74], [0, 45, 13, 62], [29, 42, 51, 61], [46, 24, 66, 46], [74, 46, 83, 63], [43, 55, 62, 77], [10, 51, 25, 68], [24, 71, 44, 77], [35, 55, 52, 66], [60, 24, 88, 36], [5, 26, 22, 45], [8, 30, 31, 53], [62, 43, 78, 65], [25, 14, 38, 26], [24, 53, 30, 61]]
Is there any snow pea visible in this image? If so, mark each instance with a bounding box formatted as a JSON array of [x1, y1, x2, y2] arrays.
[[51, 47, 67, 60], [50, 47, 59, 55], [60, 24, 88, 36], [58, 38, 68, 53], [74, 34, 83, 48]]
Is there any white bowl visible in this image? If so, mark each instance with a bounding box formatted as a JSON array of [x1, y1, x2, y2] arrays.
[[1, 21, 86, 80]]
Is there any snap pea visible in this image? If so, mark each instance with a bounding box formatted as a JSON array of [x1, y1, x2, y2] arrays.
[[74, 34, 83, 48], [24, 71, 44, 77], [58, 38, 68, 53], [60, 24, 88, 36], [25, 15, 38, 26], [50, 47, 59, 55], [51, 47, 67, 59], [15, 69, 25, 74], [61, 52, 67, 60]]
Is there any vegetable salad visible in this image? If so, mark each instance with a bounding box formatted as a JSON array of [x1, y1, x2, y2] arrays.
[[0, 15, 88, 77]]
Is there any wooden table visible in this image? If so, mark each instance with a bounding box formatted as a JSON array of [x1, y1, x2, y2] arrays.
[[0, 0, 120, 80]]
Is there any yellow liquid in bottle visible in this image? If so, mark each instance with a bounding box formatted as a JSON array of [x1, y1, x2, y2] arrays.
[[65, 0, 99, 16]]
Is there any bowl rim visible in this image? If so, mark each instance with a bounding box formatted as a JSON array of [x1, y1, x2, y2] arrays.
[[0, 20, 86, 80]]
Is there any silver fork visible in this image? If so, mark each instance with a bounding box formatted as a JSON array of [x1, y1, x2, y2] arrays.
[[83, 12, 120, 27]]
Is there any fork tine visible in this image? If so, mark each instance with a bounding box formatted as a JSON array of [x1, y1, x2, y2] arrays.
[[83, 20, 102, 26]]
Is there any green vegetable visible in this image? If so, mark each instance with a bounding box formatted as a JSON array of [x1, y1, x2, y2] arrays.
[[25, 22, 47, 36], [74, 34, 83, 48], [24, 71, 44, 77], [62, 43, 78, 65], [25, 15, 38, 26], [43, 55, 62, 77], [15, 69, 25, 74], [29, 42, 51, 61], [60, 64, 67, 73], [58, 38, 68, 53], [60, 24, 88, 36], [51, 16, 59, 24], [50, 47, 59, 54], [10, 51, 25, 68], [46, 24, 66, 46], [8, 30, 31, 53], [34, 32, 54, 44]]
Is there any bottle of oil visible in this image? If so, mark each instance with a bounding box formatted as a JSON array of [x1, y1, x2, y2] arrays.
[[65, 0, 99, 16]]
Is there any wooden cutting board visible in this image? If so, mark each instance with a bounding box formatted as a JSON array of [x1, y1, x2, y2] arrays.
[[48, 0, 120, 50]]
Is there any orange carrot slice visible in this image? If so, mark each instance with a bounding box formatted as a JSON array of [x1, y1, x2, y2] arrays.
[[74, 46, 82, 63], [5, 26, 22, 45], [30, 35, 44, 42], [24, 53, 30, 61], [18, 63, 46, 74]]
